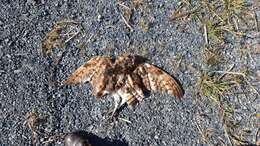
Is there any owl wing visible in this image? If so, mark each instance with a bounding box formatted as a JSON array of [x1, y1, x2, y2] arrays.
[[134, 63, 184, 99], [63, 56, 113, 97]]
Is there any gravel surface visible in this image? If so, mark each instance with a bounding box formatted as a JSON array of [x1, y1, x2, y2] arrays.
[[0, 0, 259, 146]]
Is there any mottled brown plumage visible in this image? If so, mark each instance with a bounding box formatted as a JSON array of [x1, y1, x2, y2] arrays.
[[64, 54, 184, 116]]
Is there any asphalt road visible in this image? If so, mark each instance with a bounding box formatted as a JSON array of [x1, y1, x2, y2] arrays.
[[0, 0, 259, 146]]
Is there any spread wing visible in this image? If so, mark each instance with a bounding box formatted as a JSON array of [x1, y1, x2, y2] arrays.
[[63, 56, 113, 97], [134, 63, 184, 99]]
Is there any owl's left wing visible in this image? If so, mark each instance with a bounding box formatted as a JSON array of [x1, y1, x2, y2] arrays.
[[134, 63, 184, 99], [63, 56, 114, 97], [63, 56, 113, 85]]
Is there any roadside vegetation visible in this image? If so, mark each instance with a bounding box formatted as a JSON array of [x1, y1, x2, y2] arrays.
[[171, 0, 259, 145]]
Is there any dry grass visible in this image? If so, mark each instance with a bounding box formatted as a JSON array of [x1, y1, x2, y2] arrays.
[[171, 2, 258, 144], [171, 0, 256, 43], [132, 0, 145, 9], [25, 109, 39, 146], [196, 121, 214, 144], [172, 2, 258, 143], [24, 109, 67, 145], [219, 105, 258, 146], [198, 72, 239, 104], [24, 108, 47, 146], [42, 20, 81, 56], [202, 48, 222, 67], [117, 2, 134, 31], [138, 18, 150, 32], [196, 67, 259, 145]]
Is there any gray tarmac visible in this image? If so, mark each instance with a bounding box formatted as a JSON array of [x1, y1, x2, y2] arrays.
[[0, 0, 259, 146]]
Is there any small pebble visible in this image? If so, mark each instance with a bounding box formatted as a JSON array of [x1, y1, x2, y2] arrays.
[[97, 14, 103, 22]]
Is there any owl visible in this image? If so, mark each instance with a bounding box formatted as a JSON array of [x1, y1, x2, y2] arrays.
[[63, 54, 184, 117]]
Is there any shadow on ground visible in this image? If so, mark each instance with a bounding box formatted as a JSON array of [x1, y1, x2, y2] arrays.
[[65, 131, 128, 146]]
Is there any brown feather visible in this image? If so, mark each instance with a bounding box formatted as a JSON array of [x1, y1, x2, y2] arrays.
[[134, 63, 184, 99], [63, 56, 113, 97], [64, 55, 184, 116]]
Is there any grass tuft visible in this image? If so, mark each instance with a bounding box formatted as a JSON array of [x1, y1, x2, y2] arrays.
[[42, 20, 81, 56], [198, 73, 231, 104], [138, 18, 150, 32]]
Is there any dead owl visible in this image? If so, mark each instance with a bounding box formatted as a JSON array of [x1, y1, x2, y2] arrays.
[[63, 54, 184, 117]]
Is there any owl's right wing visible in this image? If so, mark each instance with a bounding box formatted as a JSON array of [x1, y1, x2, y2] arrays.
[[134, 63, 184, 99]]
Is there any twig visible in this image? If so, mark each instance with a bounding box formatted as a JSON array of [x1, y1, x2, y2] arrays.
[[195, 121, 204, 143], [24, 110, 42, 146], [172, 57, 182, 75], [79, 33, 95, 56], [171, 7, 200, 21], [120, 13, 133, 31], [220, 26, 244, 36], [232, 17, 239, 31], [86, 33, 95, 44], [118, 117, 132, 124], [217, 64, 235, 80], [218, 137, 228, 146], [55, 20, 79, 26], [223, 122, 234, 146], [255, 11, 259, 32], [256, 128, 260, 145], [244, 78, 260, 98], [117, 2, 131, 10], [204, 24, 208, 45], [64, 30, 81, 44], [181, 0, 191, 6], [202, 1, 225, 23], [116, 3, 133, 31], [229, 132, 251, 145], [209, 71, 246, 77]]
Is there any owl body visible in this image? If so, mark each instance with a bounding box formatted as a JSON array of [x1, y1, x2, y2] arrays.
[[64, 54, 184, 115]]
